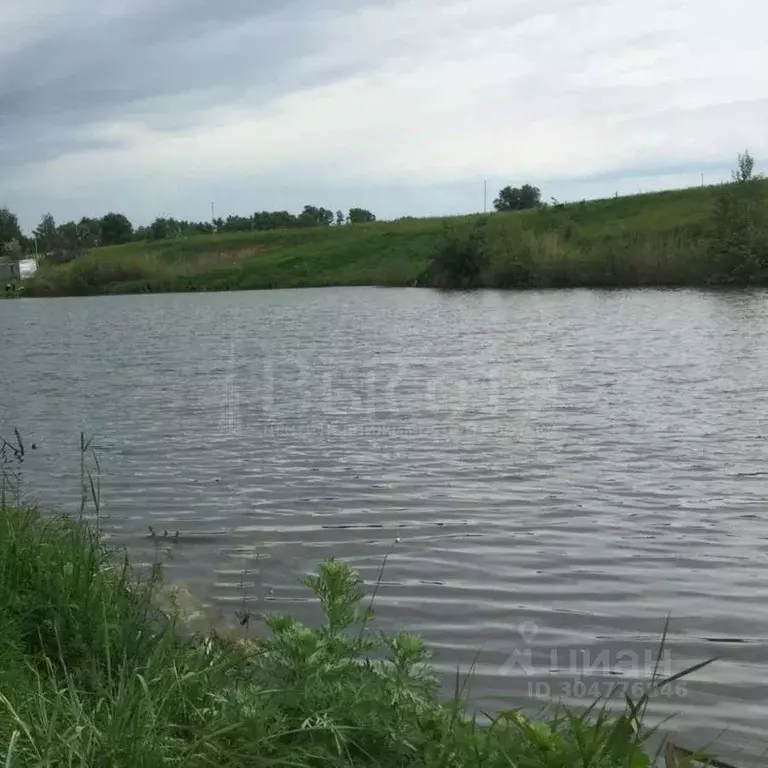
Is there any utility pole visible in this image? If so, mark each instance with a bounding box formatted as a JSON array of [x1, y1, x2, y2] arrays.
[[701, 173, 704, 188], [484, 179, 487, 213], [211, 202, 216, 234]]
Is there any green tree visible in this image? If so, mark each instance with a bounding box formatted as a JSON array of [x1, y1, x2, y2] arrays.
[[709, 153, 768, 281], [99, 212, 133, 245], [56, 221, 80, 250], [347, 208, 376, 224], [335, 210, 345, 226], [189, 220, 214, 235], [297, 205, 334, 227], [17, 235, 33, 254], [77, 217, 101, 248], [732, 150, 758, 184], [1, 239, 23, 260], [34, 213, 59, 252], [146, 216, 184, 240], [493, 184, 542, 212], [220, 215, 252, 233], [0, 207, 22, 248], [252, 211, 298, 230], [42, 220, 87, 263], [149, 217, 172, 240]]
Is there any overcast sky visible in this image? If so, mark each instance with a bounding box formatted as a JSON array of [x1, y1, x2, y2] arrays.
[[1, 0, 766, 231]]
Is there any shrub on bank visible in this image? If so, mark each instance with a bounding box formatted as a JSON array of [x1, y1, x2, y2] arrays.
[[425, 219, 490, 289], [707, 180, 768, 283]]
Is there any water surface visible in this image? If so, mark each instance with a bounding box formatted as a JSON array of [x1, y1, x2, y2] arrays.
[[2, 287, 768, 765]]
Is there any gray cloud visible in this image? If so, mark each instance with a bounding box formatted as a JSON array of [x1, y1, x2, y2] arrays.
[[0, 4, 332, 201], [0, 0, 766, 229], [0, 0, 421, 206], [2, 3, 315, 122]]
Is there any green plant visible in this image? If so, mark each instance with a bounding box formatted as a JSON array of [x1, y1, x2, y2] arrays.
[[708, 155, 768, 282], [494, 184, 542, 212], [732, 150, 759, 184], [1, 240, 22, 259], [427, 218, 490, 289]]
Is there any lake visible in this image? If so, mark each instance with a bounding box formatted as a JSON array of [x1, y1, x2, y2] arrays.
[[2, 286, 768, 765]]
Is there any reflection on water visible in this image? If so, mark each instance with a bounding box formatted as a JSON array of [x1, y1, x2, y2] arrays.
[[2, 286, 768, 765]]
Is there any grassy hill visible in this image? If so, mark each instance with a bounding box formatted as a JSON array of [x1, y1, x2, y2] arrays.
[[23, 180, 768, 297]]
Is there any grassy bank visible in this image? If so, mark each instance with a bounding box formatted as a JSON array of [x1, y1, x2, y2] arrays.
[[22, 180, 768, 298], [0, 498, 711, 767]]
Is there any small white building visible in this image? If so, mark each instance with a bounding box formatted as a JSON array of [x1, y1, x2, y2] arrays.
[[18, 258, 38, 279]]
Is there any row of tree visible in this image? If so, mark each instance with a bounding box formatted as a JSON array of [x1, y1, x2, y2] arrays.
[[0, 210, 135, 260], [0, 180, 546, 257], [0, 182, 548, 255], [137, 206, 378, 241], [0, 205, 380, 260], [0, 181, 547, 262]]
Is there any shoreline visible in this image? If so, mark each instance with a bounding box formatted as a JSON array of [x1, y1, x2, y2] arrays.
[[0, 499, 716, 766], [10, 279, 768, 302]]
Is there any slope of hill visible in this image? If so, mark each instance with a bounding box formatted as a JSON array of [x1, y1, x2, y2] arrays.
[[23, 180, 768, 297]]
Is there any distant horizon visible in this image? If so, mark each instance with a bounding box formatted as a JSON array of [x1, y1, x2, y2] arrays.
[[2, 0, 766, 233], [5, 163, 743, 237]]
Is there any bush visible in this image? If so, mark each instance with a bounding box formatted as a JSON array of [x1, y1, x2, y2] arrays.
[[732, 150, 759, 184], [427, 219, 489, 289], [494, 184, 542, 212], [708, 173, 768, 283]]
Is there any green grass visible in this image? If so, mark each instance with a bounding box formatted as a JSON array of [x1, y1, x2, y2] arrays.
[[0, 499, 714, 767], [23, 180, 768, 298]]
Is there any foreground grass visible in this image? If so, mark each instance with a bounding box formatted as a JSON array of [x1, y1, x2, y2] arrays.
[[23, 180, 768, 298], [0, 503, 685, 767]]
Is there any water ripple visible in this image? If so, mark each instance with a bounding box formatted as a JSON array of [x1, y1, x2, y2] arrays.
[[3, 287, 768, 764]]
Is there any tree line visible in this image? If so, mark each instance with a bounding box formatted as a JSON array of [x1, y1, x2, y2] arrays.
[[0, 205, 378, 262], [0, 181, 548, 264], [0, 181, 547, 263]]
